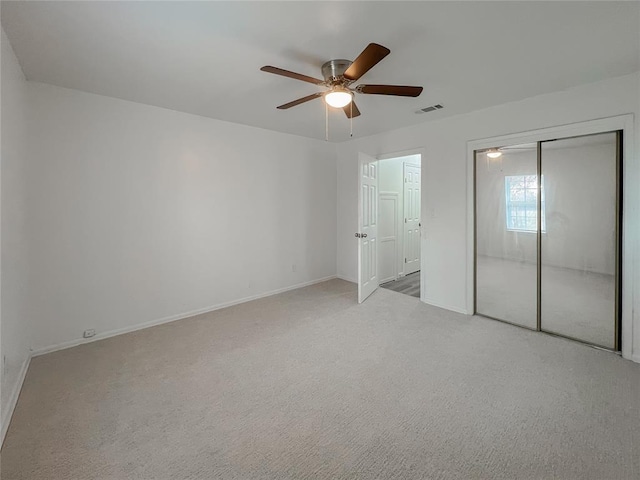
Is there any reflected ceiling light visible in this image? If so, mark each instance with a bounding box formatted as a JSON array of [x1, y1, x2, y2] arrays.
[[486, 149, 502, 159], [324, 88, 353, 108]]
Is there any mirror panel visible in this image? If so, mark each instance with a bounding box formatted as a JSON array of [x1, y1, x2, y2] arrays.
[[540, 132, 618, 348], [475, 144, 538, 329]]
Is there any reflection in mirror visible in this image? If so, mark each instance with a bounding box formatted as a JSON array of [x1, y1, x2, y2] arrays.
[[540, 132, 618, 348], [475, 144, 538, 329]]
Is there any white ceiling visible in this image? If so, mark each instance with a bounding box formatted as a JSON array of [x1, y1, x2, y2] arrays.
[[2, 1, 639, 142]]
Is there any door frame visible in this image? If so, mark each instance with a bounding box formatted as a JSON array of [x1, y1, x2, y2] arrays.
[[466, 114, 636, 361], [374, 148, 425, 300]]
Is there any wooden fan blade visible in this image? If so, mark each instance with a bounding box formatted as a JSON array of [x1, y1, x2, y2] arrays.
[[343, 101, 361, 118], [277, 92, 324, 109], [357, 84, 423, 97], [343, 43, 390, 81], [260, 66, 324, 85]]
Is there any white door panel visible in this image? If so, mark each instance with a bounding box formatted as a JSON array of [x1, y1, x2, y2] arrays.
[[378, 194, 398, 283], [404, 164, 421, 275], [358, 153, 379, 303]]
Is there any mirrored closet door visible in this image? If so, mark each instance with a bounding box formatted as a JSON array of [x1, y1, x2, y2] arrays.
[[474, 131, 621, 350], [475, 143, 538, 330], [540, 132, 619, 349]]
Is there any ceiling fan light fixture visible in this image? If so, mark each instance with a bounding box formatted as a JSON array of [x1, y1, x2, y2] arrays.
[[486, 149, 502, 159], [324, 89, 353, 108], [261, 43, 423, 128]]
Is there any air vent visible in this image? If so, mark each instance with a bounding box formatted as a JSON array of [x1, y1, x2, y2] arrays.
[[417, 104, 443, 114]]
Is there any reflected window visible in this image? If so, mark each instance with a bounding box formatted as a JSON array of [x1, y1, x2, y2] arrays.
[[505, 175, 545, 232]]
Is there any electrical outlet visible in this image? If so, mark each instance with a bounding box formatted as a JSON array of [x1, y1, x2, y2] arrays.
[[83, 329, 96, 338]]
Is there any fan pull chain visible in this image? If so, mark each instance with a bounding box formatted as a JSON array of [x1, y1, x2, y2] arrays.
[[350, 102, 353, 138], [325, 102, 329, 142]]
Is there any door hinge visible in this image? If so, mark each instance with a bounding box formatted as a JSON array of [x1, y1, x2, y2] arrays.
[[405, 218, 407, 223], [405, 258, 407, 263]]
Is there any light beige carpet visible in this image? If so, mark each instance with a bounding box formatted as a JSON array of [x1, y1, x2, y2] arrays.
[[2, 279, 639, 479]]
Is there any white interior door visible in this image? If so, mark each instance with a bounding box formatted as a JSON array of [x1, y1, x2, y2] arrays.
[[404, 164, 421, 275], [358, 152, 379, 303]]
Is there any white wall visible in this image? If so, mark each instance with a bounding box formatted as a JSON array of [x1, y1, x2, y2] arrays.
[[378, 154, 421, 282], [336, 72, 640, 361], [25, 82, 337, 353], [476, 140, 617, 275], [1, 28, 31, 438]]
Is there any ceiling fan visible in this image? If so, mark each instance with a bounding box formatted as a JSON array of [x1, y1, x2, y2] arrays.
[[260, 43, 423, 118]]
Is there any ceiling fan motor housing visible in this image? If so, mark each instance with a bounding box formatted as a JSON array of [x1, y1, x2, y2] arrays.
[[321, 59, 353, 83]]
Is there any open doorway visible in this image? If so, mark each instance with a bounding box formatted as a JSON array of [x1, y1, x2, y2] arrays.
[[378, 154, 421, 298]]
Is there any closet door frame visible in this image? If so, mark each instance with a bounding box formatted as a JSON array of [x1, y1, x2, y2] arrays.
[[467, 115, 634, 359]]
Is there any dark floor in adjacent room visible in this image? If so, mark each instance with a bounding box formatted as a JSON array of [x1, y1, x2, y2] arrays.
[[380, 271, 420, 298]]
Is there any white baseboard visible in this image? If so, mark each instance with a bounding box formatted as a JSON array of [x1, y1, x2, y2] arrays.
[[421, 298, 470, 315], [631, 353, 640, 364], [336, 274, 356, 284], [1, 355, 31, 447], [3, 275, 339, 447], [31, 275, 337, 358]]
